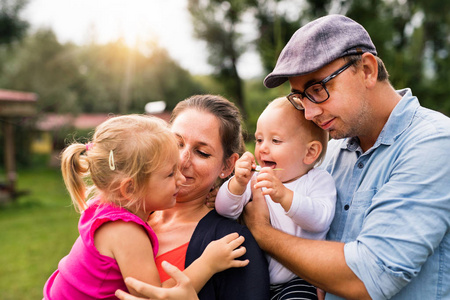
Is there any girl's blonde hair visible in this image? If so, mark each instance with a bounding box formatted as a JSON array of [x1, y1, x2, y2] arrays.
[[61, 114, 179, 213]]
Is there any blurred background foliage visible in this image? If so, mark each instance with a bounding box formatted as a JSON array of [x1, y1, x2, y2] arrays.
[[0, 0, 449, 170], [0, 0, 450, 161], [0, 28, 205, 114]]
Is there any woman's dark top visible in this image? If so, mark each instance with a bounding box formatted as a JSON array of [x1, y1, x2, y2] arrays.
[[185, 210, 270, 300]]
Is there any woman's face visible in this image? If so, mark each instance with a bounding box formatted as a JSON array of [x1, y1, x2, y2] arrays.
[[171, 109, 227, 202]]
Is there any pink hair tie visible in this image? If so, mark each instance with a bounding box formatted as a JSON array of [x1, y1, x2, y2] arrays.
[[86, 142, 94, 152]]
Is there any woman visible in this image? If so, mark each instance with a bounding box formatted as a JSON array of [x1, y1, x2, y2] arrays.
[[148, 95, 270, 299]]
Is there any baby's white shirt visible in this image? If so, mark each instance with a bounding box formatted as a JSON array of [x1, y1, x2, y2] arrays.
[[216, 168, 337, 284]]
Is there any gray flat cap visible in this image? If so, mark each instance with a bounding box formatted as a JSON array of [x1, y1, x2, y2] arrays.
[[264, 14, 377, 88]]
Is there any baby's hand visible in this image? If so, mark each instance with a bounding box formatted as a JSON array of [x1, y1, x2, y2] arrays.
[[255, 168, 292, 211], [201, 232, 249, 274], [233, 152, 256, 187]]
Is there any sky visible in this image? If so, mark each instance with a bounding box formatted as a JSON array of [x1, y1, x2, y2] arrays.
[[21, 0, 262, 79]]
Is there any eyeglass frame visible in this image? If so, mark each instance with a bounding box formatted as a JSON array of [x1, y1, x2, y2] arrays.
[[286, 60, 356, 111]]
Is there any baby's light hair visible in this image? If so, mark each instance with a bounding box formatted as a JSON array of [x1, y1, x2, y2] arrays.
[[61, 115, 179, 213], [268, 97, 329, 165]]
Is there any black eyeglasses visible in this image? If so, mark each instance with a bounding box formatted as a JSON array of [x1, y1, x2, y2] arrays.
[[286, 60, 355, 111]]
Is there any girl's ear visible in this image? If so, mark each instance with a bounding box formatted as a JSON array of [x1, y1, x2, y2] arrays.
[[222, 153, 239, 178], [119, 178, 134, 200], [303, 141, 322, 165]]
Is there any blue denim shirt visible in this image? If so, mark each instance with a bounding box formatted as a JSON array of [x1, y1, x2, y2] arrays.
[[322, 89, 450, 300]]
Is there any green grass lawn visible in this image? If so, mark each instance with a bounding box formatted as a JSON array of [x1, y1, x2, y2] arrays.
[[0, 167, 80, 300]]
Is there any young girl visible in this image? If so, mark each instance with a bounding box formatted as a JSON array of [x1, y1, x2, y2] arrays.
[[43, 115, 249, 300]]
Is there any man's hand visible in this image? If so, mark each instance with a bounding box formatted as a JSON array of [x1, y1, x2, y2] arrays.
[[243, 176, 271, 238], [115, 261, 199, 300]]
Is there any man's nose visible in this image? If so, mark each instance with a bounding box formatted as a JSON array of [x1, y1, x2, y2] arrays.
[[302, 100, 322, 121]]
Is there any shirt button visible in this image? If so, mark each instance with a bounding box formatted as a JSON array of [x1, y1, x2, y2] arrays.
[[344, 204, 350, 210], [357, 162, 364, 169]]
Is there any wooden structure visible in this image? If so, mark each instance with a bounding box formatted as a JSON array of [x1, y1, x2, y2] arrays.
[[0, 89, 37, 202], [33, 111, 171, 157]]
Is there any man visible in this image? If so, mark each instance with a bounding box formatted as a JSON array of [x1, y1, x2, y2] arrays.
[[243, 14, 450, 299]]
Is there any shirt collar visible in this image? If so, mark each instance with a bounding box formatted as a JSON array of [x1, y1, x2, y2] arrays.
[[342, 88, 419, 152]]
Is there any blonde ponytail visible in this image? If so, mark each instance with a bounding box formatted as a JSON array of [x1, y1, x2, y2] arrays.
[[61, 143, 90, 212]]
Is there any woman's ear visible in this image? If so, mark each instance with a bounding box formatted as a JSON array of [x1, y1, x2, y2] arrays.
[[119, 178, 134, 200], [303, 141, 322, 166], [221, 153, 239, 178]]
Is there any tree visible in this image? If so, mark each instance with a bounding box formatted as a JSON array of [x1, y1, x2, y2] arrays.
[[188, 0, 257, 117], [252, 0, 304, 74], [130, 41, 204, 112], [0, 29, 83, 113], [0, 0, 29, 79], [0, 0, 28, 45], [0, 28, 204, 115]]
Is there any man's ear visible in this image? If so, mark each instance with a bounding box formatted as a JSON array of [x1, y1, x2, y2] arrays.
[[361, 52, 378, 89], [303, 141, 322, 165], [221, 153, 239, 178], [119, 178, 134, 200]]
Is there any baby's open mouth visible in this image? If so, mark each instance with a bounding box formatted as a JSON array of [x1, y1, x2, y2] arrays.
[[263, 161, 277, 169]]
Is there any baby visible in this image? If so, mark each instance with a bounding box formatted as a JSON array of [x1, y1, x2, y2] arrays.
[[216, 97, 336, 300]]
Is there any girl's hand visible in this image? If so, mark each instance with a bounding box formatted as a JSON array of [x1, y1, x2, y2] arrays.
[[201, 232, 249, 273], [177, 234, 247, 293], [115, 261, 199, 300]]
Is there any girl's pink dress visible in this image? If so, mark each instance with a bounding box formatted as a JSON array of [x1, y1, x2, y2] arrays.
[[43, 199, 158, 300]]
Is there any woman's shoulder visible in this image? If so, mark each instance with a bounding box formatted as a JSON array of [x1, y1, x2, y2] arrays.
[[189, 210, 253, 247], [200, 209, 248, 233]]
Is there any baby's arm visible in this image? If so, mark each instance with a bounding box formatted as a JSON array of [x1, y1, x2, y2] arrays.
[[287, 171, 337, 232], [215, 180, 249, 218], [216, 152, 256, 218]]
